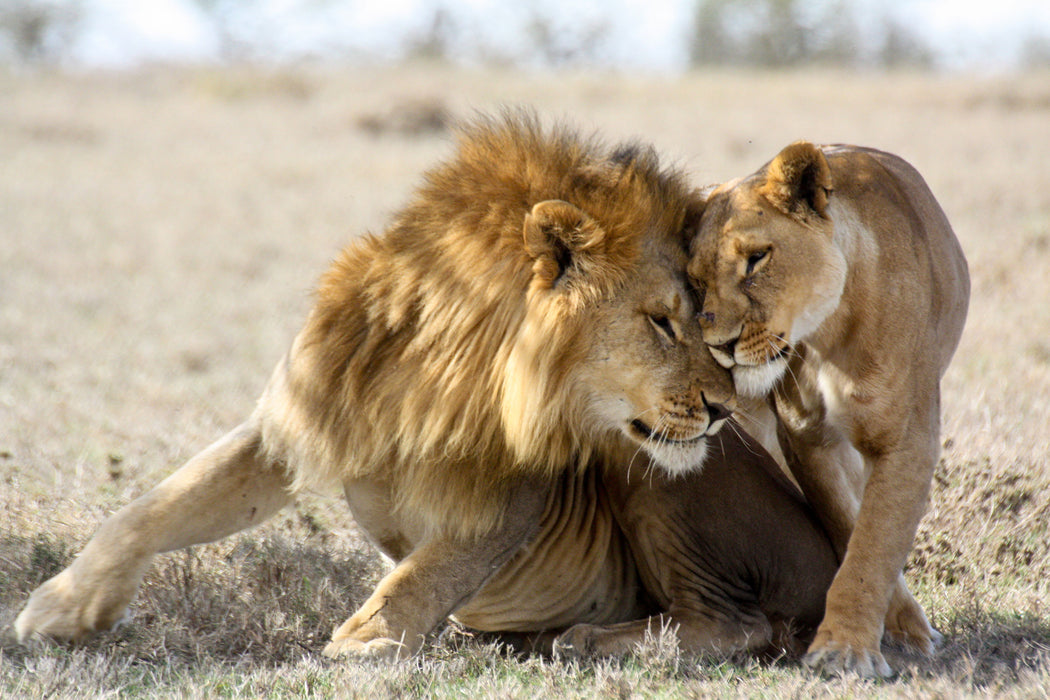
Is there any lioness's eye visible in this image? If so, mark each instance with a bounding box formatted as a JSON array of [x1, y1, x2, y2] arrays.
[[691, 285, 706, 310], [746, 249, 770, 276], [648, 314, 677, 342]]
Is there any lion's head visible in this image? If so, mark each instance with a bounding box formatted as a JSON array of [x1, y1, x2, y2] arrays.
[[506, 196, 735, 477], [687, 141, 846, 397], [265, 113, 736, 534]]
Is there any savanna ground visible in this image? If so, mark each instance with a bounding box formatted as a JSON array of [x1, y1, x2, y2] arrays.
[[1, 64, 1049, 698]]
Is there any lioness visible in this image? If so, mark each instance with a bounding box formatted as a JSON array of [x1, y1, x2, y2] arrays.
[[688, 142, 969, 676], [17, 114, 836, 660]]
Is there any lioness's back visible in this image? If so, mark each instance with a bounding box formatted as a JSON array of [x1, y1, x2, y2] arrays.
[[822, 144, 970, 370]]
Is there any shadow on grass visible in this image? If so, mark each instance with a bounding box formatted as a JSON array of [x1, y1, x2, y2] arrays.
[[0, 529, 386, 669], [2, 532, 1048, 692], [884, 606, 1050, 687]]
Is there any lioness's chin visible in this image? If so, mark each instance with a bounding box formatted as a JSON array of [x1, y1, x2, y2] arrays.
[[732, 359, 788, 397]]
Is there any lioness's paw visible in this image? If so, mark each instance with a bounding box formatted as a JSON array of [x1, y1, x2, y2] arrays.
[[883, 593, 942, 655], [15, 569, 126, 643], [323, 636, 413, 662], [803, 634, 893, 679]]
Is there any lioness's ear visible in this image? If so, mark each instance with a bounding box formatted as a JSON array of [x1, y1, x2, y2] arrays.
[[523, 199, 603, 287], [760, 141, 833, 218], [678, 188, 708, 251]]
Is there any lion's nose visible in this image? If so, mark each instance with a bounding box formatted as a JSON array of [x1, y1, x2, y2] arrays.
[[702, 394, 733, 424]]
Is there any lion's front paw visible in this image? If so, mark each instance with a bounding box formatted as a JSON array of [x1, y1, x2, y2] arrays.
[[323, 612, 425, 662], [15, 569, 129, 643], [323, 635, 413, 662], [803, 629, 893, 678], [883, 590, 942, 655]]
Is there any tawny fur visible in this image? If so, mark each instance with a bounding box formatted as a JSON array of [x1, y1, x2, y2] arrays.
[[17, 113, 756, 658], [257, 113, 710, 538], [688, 141, 969, 677]]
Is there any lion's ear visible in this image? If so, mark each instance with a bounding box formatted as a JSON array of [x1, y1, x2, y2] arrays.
[[759, 141, 833, 218], [523, 199, 604, 287]]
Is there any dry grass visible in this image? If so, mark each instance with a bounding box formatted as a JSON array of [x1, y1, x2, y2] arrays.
[[1, 63, 1049, 697]]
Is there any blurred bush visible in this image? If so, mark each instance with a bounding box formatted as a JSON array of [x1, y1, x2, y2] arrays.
[[0, 0, 81, 63], [689, 0, 933, 69]]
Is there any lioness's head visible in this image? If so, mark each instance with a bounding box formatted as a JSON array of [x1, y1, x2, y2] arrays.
[[504, 184, 735, 477], [687, 141, 846, 397]]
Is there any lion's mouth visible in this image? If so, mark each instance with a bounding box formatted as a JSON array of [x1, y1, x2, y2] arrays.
[[629, 419, 705, 445], [625, 417, 713, 476]]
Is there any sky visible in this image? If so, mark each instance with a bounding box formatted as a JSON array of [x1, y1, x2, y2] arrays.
[[38, 0, 1050, 71]]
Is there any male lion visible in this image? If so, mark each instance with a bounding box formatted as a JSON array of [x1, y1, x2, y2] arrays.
[[688, 142, 970, 676], [17, 115, 836, 660]]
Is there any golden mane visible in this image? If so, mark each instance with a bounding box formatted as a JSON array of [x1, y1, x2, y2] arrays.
[[13, 112, 754, 659], [257, 111, 698, 536]]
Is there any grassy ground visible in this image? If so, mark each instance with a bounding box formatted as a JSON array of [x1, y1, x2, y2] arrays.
[[1, 64, 1049, 697]]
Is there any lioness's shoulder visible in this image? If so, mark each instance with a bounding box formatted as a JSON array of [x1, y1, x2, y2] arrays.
[[819, 144, 931, 198]]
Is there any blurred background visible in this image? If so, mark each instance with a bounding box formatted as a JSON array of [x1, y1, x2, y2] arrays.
[[2, 0, 1049, 73], [2, 1, 1050, 695]]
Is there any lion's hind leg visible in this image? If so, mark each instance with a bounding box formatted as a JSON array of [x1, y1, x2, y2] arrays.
[[16, 421, 292, 643], [554, 607, 773, 660]]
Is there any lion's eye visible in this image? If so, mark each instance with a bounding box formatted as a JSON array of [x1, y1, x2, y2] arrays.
[[648, 314, 677, 342], [745, 249, 770, 276]]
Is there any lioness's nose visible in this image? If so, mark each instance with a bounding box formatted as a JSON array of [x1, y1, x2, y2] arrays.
[[702, 394, 733, 423], [711, 338, 736, 358]]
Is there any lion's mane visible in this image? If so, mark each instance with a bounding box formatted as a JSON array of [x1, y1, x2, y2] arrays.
[[257, 112, 698, 536]]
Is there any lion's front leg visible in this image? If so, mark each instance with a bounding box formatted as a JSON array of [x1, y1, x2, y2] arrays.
[[324, 479, 547, 661], [16, 421, 291, 643]]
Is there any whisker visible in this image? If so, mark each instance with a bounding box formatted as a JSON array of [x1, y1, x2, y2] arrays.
[[730, 403, 758, 424], [724, 418, 768, 461], [626, 407, 663, 481], [640, 453, 656, 483], [627, 438, 649, 480], [725, 418, 745, 442], [643, 413, 675, 484], [768, 336, 803, 394]]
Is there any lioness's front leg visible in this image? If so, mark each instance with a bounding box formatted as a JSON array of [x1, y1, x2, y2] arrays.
[[324, 479, 547, 661], [778, 380, 941, 677], [16, 421, 291, 642], [804, 424, 939, 677], [884, 571, 941, 651]]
